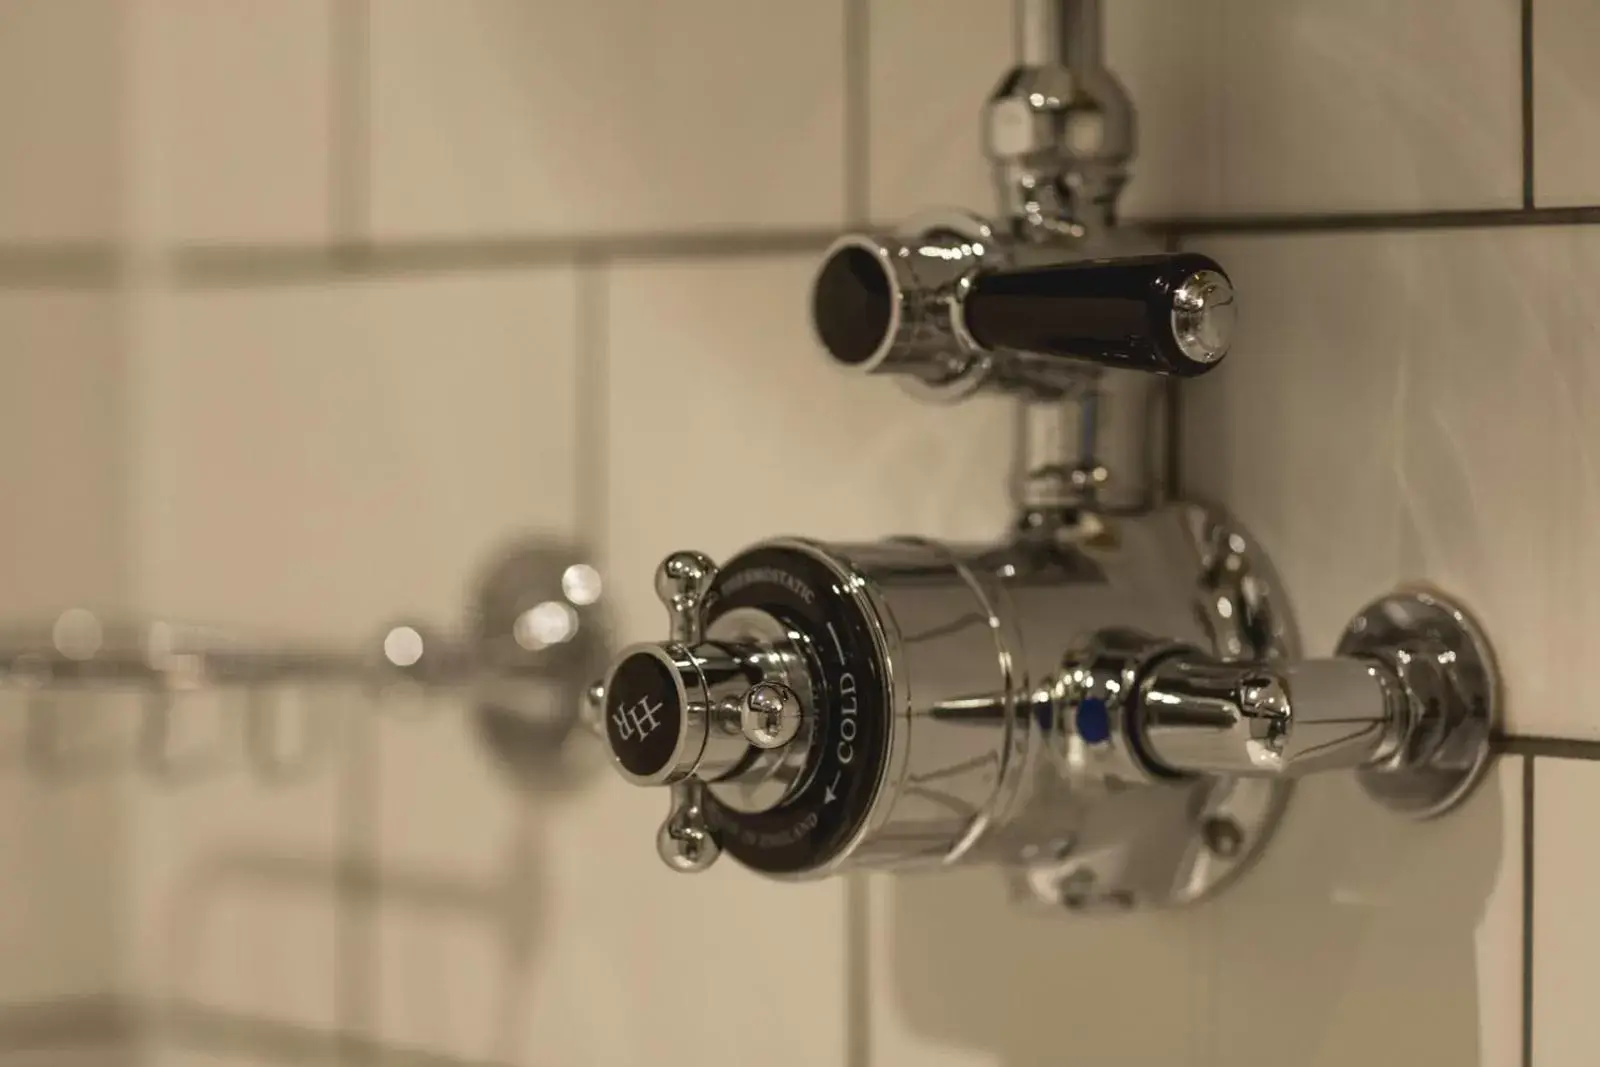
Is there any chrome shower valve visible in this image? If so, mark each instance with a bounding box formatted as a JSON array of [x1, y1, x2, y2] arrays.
[[582, 0, 1500, 910], [590, 531, 1497, 906]]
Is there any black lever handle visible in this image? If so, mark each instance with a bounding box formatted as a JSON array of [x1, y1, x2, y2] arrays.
[[811, 232, 1236, 395], [963, 252, 1234, 377]]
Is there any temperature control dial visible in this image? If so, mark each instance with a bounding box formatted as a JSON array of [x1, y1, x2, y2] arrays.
[[591, 544, 888, 877], [602, 640, 769, 786]]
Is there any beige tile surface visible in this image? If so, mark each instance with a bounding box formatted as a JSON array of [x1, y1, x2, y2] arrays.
[[369, 697, 837, 1067], [0, 700, 123, 1002], [1206, 764, 1523, 1067], [1532, 756, 1600, 1066], [120, 686, 343, 1039], [129, 271, 581, 638], [867, 762, 1522, 1067], [868, 869, 1206, 1067], [517, 759, 847, 1067], [0, 1, 121, 241], [1214, 0, 1522, 215], [865, 0, 1010, 224], [368, 693, 571, 1062], [1533, 0, 1600, 207], [126, 267, 583, 1055], [368, 0, 847, 240], [0, 292, 126, 616], [137, 0, 333, 244], [604, 254, 1013, 644], [1185, 227, 1600, 739]]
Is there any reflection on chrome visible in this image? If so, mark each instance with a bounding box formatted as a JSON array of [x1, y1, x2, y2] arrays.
[[383, 624, 425, 668], [514, 600, 579, 651], [51, 608, 102, 661], [561, 562, 603, 606]]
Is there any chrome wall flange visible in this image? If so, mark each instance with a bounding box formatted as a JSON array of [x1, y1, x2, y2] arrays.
[[1338, 588, 1500, 820]]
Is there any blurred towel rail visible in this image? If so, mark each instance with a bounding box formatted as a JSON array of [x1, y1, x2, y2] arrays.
[[0, 537, 611, 785]]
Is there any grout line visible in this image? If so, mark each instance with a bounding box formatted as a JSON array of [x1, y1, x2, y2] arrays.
[[845, 875, 871, 1067], [168, 229, 839, 287], [164, 999, 508, 1067], [1521, 754, 1535, 1067], [1495, 734, 1600, 760], [330, 0, 372, 246], [843, 0, 871, 225], [1522, 0, 1535, 209], [336, 708, 380, 1063], [0, 245, 123, 289], [1153, 204, 1600, 239], [575, 258, 609, 553], [21, 202, 1600, 292], [841, 5, 870, 1058], [0, 994, 132, 1051], [329, 6, 378, 1055]]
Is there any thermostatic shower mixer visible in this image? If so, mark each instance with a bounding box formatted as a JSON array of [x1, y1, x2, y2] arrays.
[[586, 0, 1499, 909]]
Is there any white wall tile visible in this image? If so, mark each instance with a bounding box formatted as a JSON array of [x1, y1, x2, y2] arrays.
[[120, 687, 343, 1042], [1213, 0, 1522, 215], [138, 0, 333, 244], [868, 870, 1207, 1067], [368, 696, 588, 1062], [1533, 0, 1600, 207], [127, 267, 582, 1056], [368, 0, 847, 240], [867, 1, 1520, 224], [0, 273, 127, 1013], [868, 761, 1521, 1067], [0, 292, 126, 616], [604, 255, 1013, 643], [1182, 233, 1410, 652], [0, 698, 124, 1002], [371, 697, 839, 1067], [1113, 1, 1225, 220], [0, 1, 121, 241], [1532, 756, 1600, 1066], [1205, 763, 1523, 1067], [529, 754, 845, 1067], [1185, 227, 1600, 739], [130, 271, 581, 638], [866, 0, 1010, 224]]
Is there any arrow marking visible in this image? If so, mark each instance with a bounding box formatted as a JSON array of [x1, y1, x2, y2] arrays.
[[824, 770, 843, 804]]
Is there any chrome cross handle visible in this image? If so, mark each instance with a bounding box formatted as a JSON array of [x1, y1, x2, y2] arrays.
[[590, 550, 820, 873]]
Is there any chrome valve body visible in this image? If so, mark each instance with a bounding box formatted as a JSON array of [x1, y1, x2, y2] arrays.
[[591, 521, 1495, 908]]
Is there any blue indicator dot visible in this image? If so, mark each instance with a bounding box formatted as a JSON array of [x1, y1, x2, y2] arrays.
[[1075, 697, 1111, 745]]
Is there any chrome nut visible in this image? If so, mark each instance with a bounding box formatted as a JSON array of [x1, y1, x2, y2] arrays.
[[984, 72, 1072, 164], [984, 67, 1132, 172]]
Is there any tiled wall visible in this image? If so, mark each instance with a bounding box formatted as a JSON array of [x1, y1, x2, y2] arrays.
[[3, 1, 1600, 1065]]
